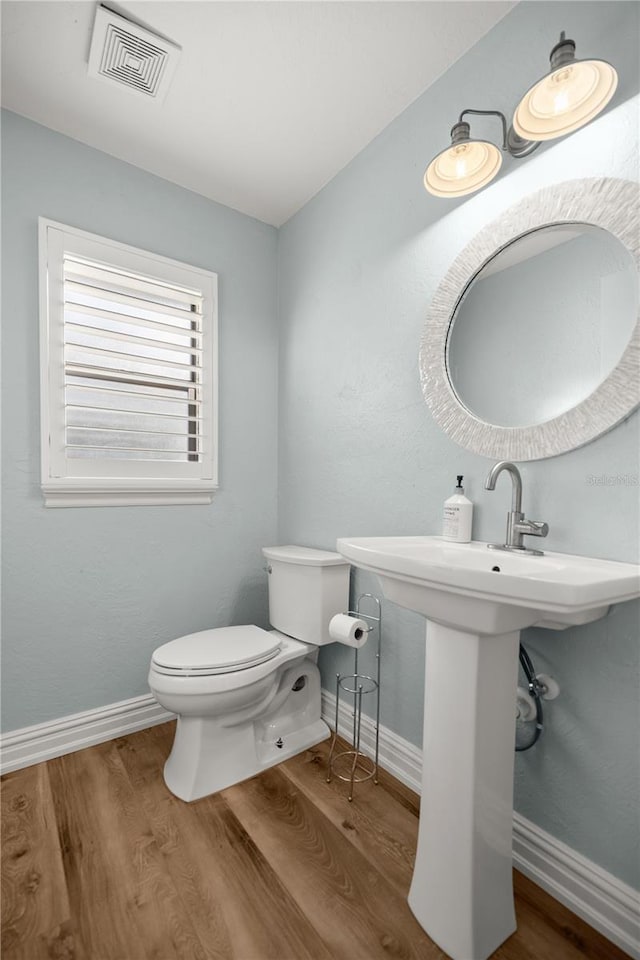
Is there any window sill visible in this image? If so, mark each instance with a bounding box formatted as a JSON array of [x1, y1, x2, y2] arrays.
[[42, 480, 217, 507]]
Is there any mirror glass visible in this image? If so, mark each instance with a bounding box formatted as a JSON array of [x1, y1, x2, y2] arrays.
[[446, 224, 638, 428]]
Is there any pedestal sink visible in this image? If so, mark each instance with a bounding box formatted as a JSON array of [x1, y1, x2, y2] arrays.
[[336, 536, 640, 960]]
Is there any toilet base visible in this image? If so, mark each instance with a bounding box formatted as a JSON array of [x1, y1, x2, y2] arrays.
[[163, 658, 329, 801]]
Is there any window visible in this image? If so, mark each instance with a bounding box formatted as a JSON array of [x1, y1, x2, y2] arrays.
[[39, 219, 218, 506]]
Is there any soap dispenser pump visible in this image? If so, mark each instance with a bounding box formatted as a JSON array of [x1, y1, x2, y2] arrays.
[[442, 475, 473, 543]]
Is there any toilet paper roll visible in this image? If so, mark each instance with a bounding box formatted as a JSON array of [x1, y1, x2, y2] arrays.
[[329, 614, 370, 648]]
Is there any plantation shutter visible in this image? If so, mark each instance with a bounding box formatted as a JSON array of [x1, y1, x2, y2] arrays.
[[40, 219, 218, 506], [63, 256, 204, 463]]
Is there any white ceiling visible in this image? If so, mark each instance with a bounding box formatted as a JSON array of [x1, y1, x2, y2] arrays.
[[1, 1, 515, 226]]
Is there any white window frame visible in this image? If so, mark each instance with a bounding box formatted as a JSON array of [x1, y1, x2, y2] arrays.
[[39, 218, 218, 507]]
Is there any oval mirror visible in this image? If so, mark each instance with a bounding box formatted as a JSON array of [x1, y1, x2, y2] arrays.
[[446, 224, 638, 428], [420, 178, 640, 461]]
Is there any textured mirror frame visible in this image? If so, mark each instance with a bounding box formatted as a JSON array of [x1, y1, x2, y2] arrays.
[[420, 178, 640, 461]]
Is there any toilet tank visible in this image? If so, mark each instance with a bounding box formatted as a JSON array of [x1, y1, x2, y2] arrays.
[[262, 545, 350, 646]]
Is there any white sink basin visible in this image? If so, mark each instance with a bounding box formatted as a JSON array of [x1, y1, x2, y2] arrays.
[[336, 534, 640, 960], [336, 536, 639, 633]]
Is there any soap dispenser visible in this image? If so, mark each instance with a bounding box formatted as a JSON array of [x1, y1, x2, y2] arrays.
[[442, 476, 473, 543]]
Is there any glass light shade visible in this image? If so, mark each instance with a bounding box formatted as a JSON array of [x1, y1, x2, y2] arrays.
[[424, 139, 502, 198], [513, 58, 618, 141]]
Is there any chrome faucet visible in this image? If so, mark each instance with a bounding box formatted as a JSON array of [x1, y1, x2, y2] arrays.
[[484, 461, 549, 555]]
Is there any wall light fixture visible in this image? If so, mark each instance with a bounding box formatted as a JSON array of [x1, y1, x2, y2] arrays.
[[424, 32, 618, 199]]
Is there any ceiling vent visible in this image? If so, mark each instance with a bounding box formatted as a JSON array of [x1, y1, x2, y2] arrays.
[[88, 5, 180, 102]]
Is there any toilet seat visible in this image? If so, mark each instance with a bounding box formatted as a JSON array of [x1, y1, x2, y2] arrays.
[[151, 625, 282, 677]]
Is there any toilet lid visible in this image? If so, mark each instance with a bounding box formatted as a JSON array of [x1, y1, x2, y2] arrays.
[[151, 625, 282, 676]]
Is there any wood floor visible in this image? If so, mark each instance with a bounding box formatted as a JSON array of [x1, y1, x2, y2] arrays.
[[1, 722, 630, 960]]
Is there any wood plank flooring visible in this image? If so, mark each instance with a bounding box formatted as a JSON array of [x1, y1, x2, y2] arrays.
[[1, 722, 630, 960]]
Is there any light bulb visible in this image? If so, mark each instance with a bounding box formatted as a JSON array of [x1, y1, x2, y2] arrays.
[[424, 138, 502, 198]]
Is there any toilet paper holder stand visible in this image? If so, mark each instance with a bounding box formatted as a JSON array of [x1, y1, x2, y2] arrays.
[[326, 593, 381, 801]]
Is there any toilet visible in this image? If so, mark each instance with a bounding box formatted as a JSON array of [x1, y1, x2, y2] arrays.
[[148, 545, 350, 801]]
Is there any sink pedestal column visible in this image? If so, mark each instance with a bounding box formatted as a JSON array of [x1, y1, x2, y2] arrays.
[[408, 621, 520, 960]]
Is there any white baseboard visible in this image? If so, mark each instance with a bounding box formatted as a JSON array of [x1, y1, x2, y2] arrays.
[[1, 689, 637, 958], [0, 694, 174, 774], [512, 812, 640, 960], [321, 688, 640, 960]]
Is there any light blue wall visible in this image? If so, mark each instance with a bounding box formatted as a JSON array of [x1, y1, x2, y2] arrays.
[[1, 0, 638, 897], [277, 1, 640, 888], [1, 110, 279, 730]]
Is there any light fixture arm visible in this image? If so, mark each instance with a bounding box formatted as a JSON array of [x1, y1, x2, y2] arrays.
[[458, 109, 508, 149], [456, 107, 539, 159]]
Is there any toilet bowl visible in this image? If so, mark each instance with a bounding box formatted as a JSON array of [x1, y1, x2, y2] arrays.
[[148, 546, 350, 801]]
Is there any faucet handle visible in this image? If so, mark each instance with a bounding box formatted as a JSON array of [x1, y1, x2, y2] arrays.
[[515, 519, 549, 538]]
